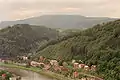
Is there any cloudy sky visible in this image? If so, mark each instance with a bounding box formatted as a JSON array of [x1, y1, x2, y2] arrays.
[[0, 0, 120, 21]]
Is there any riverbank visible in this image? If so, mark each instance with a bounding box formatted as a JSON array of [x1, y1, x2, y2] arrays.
[[0, 63, 75, 80]]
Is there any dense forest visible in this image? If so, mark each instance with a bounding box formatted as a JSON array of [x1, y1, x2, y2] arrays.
[[0, 24, 59, 57], [35, 20, 120, 80]]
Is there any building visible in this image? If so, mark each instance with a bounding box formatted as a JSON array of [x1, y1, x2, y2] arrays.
[[79, 64, 85, 69], [72, 60, 76, 63], [22, 56, 28, 60], [39, 56, 45, 62], [73, 71, 79, 78], [30, 61, 44, 67], [73, 63, 79, 69], [84, 65, 90, 71], [43, 64, 51, 70], [50, 60, 58, 66]]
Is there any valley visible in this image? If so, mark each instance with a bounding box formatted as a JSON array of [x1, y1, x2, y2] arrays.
[[0, 18, 120, 80]]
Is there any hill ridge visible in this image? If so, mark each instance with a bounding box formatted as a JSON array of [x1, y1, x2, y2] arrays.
[[0, 15, 117, 29], [35, 19, 120, 80]]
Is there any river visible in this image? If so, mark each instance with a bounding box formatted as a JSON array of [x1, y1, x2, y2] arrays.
[[0, 66, 103, 80], [0, 67, 56, 80]]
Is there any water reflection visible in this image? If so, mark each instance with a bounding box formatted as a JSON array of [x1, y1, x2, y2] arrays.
[[0, 67, 55, 80]]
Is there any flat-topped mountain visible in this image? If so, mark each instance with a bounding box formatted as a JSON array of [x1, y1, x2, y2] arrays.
[[0, 15, 117, 29]]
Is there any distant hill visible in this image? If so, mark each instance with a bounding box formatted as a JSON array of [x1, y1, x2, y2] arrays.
[[0, 24, 59, 57], [35, 20, 120, 80], [0, 15, 117, 29]]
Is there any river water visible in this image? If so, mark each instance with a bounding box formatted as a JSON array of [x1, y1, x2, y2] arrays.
[[0, 67, 56, 80]]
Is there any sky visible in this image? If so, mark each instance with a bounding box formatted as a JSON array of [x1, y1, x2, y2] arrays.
[[0, 0, 120, 21]]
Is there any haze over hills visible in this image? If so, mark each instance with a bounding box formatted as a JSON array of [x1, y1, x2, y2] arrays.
[[0, 15, 117, 29]]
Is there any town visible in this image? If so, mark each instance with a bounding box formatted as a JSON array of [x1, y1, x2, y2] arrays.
[[0, 55, 98, 80]]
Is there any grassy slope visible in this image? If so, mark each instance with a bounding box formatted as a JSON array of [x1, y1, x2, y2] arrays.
[[36, 36, 91, 60], [36, 20, 120, 60]]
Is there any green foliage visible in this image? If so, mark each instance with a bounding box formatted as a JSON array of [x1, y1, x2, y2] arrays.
[[36, 20, 120, 80], [0, 24, 59, 57], [0, 70, 13, 80]]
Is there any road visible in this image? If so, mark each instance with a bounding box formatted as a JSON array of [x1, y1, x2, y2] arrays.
[[0, 67, 56, 80]]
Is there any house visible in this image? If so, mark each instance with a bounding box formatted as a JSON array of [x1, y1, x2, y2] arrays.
[[79, 64, 85, 69], [84, 65, 90, 71], [72, 60, 76, 63], [30, 61, 44, 67], [59, 66, 69, 72], [43, 64, 51, 70], [73, 63, 79, 69], [30, 61, 39, 67], [2, 73, 6, 80], [73, 71, 79, 78], [78, 60, 83, 63], [22, 56, 28, 60], [50, 60, 58, 66], [39, 56, 45, 62], [53, 66, 61, 72]]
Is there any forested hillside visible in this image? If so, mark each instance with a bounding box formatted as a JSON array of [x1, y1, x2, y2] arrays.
[[0, 24, 59, 57], [35, 20, 120, 80]]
